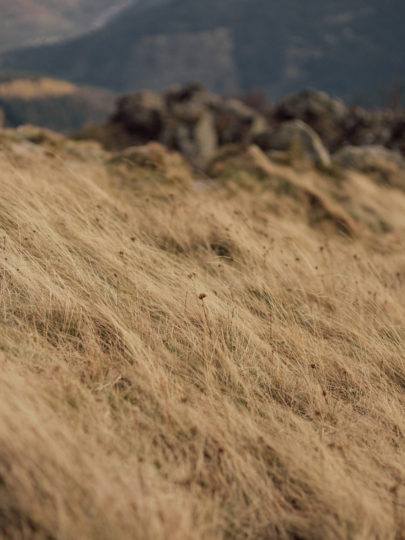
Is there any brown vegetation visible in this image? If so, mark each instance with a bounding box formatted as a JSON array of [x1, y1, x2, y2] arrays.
[[0, 134, 404, 539], [0, 78, 76, 99]]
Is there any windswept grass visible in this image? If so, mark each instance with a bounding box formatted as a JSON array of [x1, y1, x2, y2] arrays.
[[0, 143, 404, 539]]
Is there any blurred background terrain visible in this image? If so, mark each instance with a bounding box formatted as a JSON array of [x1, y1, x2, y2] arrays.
[[1, 0, 405, 108], [0, 0, 137, 52]]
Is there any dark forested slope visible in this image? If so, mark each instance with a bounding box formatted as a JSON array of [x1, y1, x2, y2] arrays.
[[1, 0, 405, 104]]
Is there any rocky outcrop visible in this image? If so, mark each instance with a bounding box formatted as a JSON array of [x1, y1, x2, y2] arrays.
[[253, 120, 331, 168], [275, 89, 348, 123], [213, 99, 267, 146], [273, 89, 348, 152], [272, 88, 405, 157], [112, 91, 165, 141], [103, 83, 268, 167], [82, 84, 405, 171]]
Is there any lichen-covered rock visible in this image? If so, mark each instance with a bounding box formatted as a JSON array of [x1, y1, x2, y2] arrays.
[[253, 120, 331, 168], [83, 84, 405, 168], [213, 99, 267, 146], [275, 89, 348, 124], [274, 89, 348, 150], [101, 84, 268, 166], [273, 89, 405, 157], [165, 82, 220, 109], [342, 108, 394, 148], [112, 91, 165, 140]]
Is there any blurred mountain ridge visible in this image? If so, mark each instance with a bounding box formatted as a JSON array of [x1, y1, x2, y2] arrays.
[[0, 0, 145, 52], [1, 0, 405, 105]]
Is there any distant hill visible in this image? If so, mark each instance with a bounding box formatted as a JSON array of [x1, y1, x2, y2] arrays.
[[0, 0, 138, 53], [0, 71, 115, 132], [1, 0, 405, 105]]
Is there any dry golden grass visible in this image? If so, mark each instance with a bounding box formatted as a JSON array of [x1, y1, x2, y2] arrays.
[[0, 78, 77, 99], [0, 139, 405, 539]]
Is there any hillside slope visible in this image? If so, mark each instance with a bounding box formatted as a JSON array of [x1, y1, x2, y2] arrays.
[[0, 0, 137, 52], [0, 131, 404, 538], [0, 71, 116, 131], [2, 0, 405, 103]]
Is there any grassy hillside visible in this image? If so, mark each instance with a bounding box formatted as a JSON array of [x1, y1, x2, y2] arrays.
[[0, 72, 116, 131], [0, 133, 405, 538], [2, 0, 405, 103]]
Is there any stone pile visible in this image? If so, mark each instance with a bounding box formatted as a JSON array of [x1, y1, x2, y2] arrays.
[[272, 89, 405, 155], [107, 82, 266, 167], [86, 83, 405, 173]]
